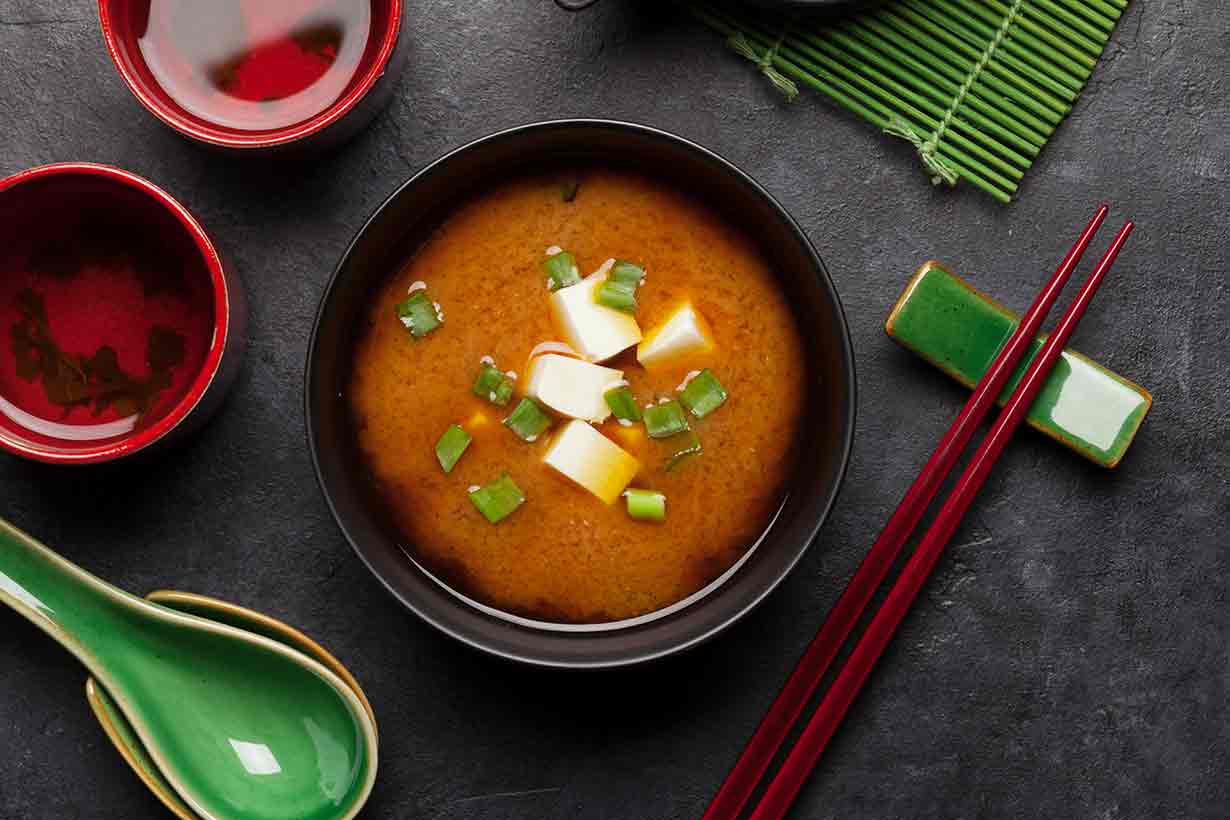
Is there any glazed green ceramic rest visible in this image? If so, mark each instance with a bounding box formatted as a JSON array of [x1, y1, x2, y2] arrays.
[[886, 261, 1152, 468], [0, 519, 378, 820]]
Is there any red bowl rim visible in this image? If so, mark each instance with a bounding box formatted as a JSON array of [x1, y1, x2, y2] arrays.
[[96, 0, 403, 150], [0, 163, 231, 465]]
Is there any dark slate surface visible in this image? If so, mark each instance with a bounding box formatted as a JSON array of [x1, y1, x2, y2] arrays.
[[1, 1, 1226, 818]]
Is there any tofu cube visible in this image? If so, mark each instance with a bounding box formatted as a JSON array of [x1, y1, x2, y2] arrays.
[[609, 424, 647, 460], [637, 302, 714, 369], [524, 354, 623, 422], [549, 275, 642, 362], [543, 420, 640, 504]]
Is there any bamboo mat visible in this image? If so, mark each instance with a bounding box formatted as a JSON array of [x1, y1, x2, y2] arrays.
[[688, 0, 1129, 203]]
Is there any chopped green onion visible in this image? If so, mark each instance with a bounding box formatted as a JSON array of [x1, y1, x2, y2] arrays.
[[594, 278, 638, 313], [604, 385, 642, 424], [625, 488, 666, 522], [643, 400, 689, 439], [472, 363, 514, 406], [435, 424, 472, 473], [468, 473, 526, 524], [595, 260, 646, 313], [544, 251, 581, 292], [394, 292, 443, 338], [609, 261, 646, 286], [665, 431, 703, 471], [679, 369, 729, 418], [504, 398, 553, 442]]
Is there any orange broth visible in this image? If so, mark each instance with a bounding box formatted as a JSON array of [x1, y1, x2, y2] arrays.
[[348, 168, 806, 622]]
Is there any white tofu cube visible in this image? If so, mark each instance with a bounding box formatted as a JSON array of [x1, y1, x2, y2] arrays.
[[637, 302, 714, 369], [524, 354, 623, 422], [543, 420, 640, 505], [549, 275, 642, 362]]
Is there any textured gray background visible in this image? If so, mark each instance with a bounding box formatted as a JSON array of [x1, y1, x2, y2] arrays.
[[1, 1, 1226, 818]]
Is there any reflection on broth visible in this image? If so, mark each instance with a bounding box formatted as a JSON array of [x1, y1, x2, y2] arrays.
[[348, 168, 807, 623]]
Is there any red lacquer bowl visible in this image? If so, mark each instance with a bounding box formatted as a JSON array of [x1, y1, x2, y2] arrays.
[[0, 164, 245, 465], [97, 0, 405, 154]]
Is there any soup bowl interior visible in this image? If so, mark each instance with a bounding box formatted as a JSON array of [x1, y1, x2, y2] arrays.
[[0, 164, 233, 464], [97, 0, 403, 149], [307, 120, 855, 668]]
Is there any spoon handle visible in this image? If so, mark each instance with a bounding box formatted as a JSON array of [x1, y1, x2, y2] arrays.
[[0, 518, 139, 675]]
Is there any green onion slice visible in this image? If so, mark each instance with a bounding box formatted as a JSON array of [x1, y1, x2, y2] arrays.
[[679, 369, 729, 418], [643, 400, 689, 439], [625, 488, 666, 522], [472, 362, 515, 406], [594, 278, 638, 313], [594, 260, 645, 313], [394, 291, 443, 338], [468, 473, 526, 524], [435, 424, 472, 473], [609, 261, 646, 286], [504, 397, 553, 442], [603, 385, 642, 424], [544, 250, 581, 292], [665, 431, 703, 471]]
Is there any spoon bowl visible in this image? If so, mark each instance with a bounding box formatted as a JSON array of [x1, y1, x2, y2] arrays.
[[86, 590, 377, 820], [0, 519, 378, 820]]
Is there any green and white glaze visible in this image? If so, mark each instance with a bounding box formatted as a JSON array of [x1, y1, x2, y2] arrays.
[[0, 519, 378, 820], [886, 262, 1152, 468]]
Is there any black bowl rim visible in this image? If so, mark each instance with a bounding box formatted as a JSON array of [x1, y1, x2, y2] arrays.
[[305, 118, 858, 668]]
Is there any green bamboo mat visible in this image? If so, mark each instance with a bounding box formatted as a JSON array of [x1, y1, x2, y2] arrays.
[[688, 0, 1128, 203]]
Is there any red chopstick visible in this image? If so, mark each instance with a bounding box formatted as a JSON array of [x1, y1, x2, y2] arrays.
[[702, 204, 1110, 820], [748, 220, 1135, 820]]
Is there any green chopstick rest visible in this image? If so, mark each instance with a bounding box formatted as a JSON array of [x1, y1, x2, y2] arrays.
[[886, 261, 1152, 469]]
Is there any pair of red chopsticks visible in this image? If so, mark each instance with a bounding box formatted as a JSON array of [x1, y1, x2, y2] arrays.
[[705, 205, 1134, 820]]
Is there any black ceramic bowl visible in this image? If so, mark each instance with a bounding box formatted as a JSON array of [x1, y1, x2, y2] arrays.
[[307, 119, 855, 668]]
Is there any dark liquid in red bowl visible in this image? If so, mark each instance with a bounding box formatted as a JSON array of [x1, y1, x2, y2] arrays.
[[134, 0, 373, 132], [0, 176, 214, 447]]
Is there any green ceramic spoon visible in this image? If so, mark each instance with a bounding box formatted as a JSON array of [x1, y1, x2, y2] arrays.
[[0, 519, 378, 820], [87, 590, 379, 820]]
